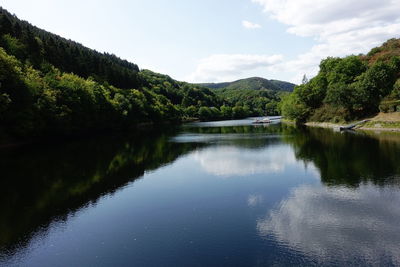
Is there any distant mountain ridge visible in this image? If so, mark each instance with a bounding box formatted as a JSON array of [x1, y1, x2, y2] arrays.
[[199, 77, 296, 92]]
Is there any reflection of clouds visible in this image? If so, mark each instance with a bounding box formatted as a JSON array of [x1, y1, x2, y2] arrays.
[[248, 194, 263, 207], [193, 145, 298, 176], [257, 185, 400, 265]]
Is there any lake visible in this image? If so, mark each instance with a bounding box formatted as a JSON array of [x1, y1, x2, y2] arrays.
[[1, 119, 400, 266]]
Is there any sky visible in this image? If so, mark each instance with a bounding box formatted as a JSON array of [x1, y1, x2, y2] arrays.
[[1, 0, 400, 84]]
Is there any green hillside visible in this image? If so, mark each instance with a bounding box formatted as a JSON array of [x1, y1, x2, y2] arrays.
[[0, 8, 140, 90], [281, 38, 400, 123], [199, 77, 294, 116], [200, 77, 295, 92], [215, 88, 286, 116], [0, 7, 290, 141]]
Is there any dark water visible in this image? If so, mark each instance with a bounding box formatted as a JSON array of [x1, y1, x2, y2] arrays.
[[1, 119, 400, 266]]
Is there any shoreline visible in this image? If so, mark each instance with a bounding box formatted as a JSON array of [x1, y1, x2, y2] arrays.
[[302, 112, 400, 132], [304, 122, 400, 132]]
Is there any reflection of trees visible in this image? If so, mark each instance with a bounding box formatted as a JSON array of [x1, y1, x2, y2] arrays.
[[181, 124, 284, 149], [281, 125, 400, 187], [0, 128, 201, 254], [181, 123, 400, 186], [183, 124, 283, 135]]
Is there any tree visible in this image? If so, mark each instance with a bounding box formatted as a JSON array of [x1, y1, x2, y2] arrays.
[[280, 93, 310, 123], [265, 101, 278, 115], [184, 105, 197, 117], [198, 106, 212, 120], [220, 105, 232, 119], [232, 105, 248, 119]]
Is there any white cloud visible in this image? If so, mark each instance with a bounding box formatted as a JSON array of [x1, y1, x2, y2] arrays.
[[257, 184, 400, 265], [186, 54, 283, 82], [252, 0, 400, 83], [242, 20, 262, 29]]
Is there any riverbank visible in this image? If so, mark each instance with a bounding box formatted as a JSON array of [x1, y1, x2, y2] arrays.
[[303, 112, 400, 132]]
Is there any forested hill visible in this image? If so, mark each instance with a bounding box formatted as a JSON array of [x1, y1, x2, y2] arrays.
[[281, 38, 400, 123], [0, 7, 140, 89], [200, 77, 295, 92], [198, 77, 294, 119], [0, 7, 288, 141]]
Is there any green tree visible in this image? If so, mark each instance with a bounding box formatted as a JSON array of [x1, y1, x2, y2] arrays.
[[280, 93, 310, 123], [220, 105, 232, 118], [198, 106, 212, 120]]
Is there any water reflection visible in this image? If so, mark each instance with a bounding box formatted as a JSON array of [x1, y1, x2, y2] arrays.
[[1, 121, 400, 266], [177, 124, 284, 148], [0, 128, 202, 258], [247, 194, 263, 207], [283, 126, 400, 186], [257, 184, 400, 265], [192, 145, 298, 177]]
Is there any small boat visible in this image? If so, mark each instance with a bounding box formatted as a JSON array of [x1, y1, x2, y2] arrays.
[[252, 117, 271, 124]]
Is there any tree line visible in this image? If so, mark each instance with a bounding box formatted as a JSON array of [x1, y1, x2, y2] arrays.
[[0, 7, 283, 140], [281, 38, 400, 123]]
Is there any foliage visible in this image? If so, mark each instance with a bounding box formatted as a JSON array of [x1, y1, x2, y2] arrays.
[[281, 40, 400, 122], [379, 100, 400, 113], [200, 77, 295, 92], [0, 7, 140, 89], [215, 88, 285, 116], [280, 93, 310, 123], [0, 7, 296, 141], [0, 47, 183, 137]]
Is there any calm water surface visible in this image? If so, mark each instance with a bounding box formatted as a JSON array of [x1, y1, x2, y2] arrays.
[[1, 119, 400, 266]]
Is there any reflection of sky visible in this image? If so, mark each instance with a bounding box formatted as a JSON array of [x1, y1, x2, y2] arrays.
[[171, 133, 282, 144], [192, 145, 299, 177], [257, 184, 400, 265], [248, 194, 263, 207]]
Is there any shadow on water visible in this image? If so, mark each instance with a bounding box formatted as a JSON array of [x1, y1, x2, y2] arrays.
[[0, 127, 203, 257]]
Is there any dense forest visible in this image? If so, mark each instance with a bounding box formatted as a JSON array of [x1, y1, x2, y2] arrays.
[[2, 6, 399, 140], [200, 77, 295, 92], [281, 38, 400, 123], [201, 77, 293, 116], [0, 7, 288, 140], [213, 88, 284, 116]]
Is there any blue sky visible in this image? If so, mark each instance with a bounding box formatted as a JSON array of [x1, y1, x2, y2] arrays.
[[2, 0, 400, 83]]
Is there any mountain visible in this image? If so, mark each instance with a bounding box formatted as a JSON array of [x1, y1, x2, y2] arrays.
[[199, 77, 296, 92]]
